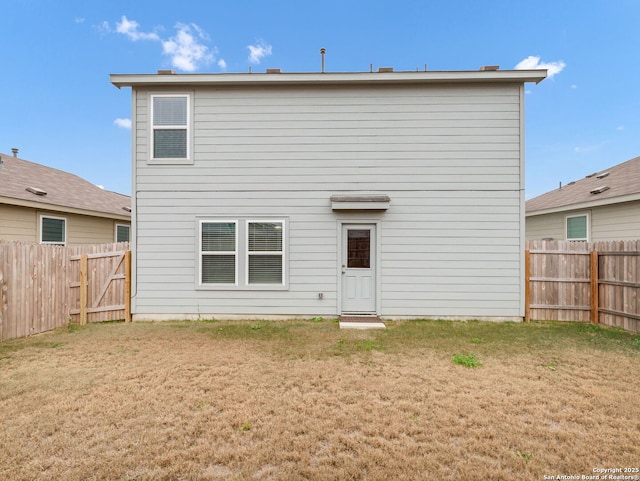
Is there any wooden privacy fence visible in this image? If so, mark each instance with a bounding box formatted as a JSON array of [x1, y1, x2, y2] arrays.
[[526, 240, 640, 333], [0, 241, 130, 341]]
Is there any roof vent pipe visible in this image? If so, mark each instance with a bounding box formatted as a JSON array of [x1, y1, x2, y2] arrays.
[[11, 148, 18, 157], [320, 48, 326, 73]]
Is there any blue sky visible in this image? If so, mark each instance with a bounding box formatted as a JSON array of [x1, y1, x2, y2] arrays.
[[2, 0, 639, 198]]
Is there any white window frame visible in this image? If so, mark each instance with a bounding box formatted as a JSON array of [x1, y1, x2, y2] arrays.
[[565, 212, 590, 241], [246, 219, 286, 287], [197, 218, 288, 290], [115, 224, 130, 243], [149, 93, 192, 164], [199, 220, 239, 286], [40, 214, 67, 246]]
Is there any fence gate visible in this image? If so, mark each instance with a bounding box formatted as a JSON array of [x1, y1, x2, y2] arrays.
[[69, 250, 131, 324]]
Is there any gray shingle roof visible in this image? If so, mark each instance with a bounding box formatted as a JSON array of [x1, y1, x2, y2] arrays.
[[526, 155, 640, 213], [0, 153, 130, 218]]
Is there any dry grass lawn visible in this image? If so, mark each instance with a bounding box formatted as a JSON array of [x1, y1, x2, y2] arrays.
[[1, 319, 639, 481]]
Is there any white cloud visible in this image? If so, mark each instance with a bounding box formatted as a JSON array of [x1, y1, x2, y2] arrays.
[[574, 142, 605, 153], [115, 16, 159, 41], [570, 84, 577, 89], [247, 41, 272, 64], [162, 23, 213, 72], [74, 17, 85, 24], [107, 17, 221, 72], [114, 118, 132, 129], [514, 55, 566, 79], [95, 21, 111, 34], [616, 125, 624, 131]]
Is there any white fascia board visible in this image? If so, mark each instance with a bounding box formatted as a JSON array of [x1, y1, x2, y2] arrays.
[[526, 192, 640, 217], [111, 69, 547, 89]]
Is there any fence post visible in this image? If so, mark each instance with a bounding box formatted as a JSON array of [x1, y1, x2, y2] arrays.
[[79, 254, 88, 325], [524, 249, 531, 322], [124, 250, 132, 322], [590, 250, 599, 324]]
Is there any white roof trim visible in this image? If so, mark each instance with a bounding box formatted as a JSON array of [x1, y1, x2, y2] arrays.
[[111, 69, 547, 89]]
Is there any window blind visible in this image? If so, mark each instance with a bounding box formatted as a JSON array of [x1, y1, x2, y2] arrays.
[[152, 96, 188, 159], [153, 97, 187, 125], [42, 217, 65, 244], [567, 216, 587, 240], [201, 222, 236, 284], [248, 222, 283, 284]]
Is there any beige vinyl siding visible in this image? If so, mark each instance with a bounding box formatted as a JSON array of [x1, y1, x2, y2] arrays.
[[591, 201, 640, 240], [62, 213, 122, 245], [0, 204, 130, 245], [132, 82, 525, 319], [0, 204, 37, 241], [525, 212, 566, 241], [40, 210, 129, 246]]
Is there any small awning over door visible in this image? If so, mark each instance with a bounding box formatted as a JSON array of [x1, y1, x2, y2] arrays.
[[330, 194, 390, 211]]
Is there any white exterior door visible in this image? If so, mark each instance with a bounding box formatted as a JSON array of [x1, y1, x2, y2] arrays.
[[341, 225, 376, 314]]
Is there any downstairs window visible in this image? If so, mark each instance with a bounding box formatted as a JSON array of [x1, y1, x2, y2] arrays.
[[199, 219, 286, 289]]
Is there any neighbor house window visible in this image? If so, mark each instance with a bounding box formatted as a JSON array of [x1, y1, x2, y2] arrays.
[[566, 213, 589, 241], [40, 215, 66, 245], [151, 94, 189, 160], [200, 221, 238, 284], [199, 219, 287, 289], [116, 224, 130, 243]]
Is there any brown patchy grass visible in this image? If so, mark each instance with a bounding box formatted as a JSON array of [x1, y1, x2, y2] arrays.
[[1, 319, 639, 481]]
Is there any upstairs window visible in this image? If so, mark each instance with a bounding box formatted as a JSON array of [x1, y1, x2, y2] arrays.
[[41, 215, 66, 245], [151, 95, 189, 160], [566, 213, 589, 241]]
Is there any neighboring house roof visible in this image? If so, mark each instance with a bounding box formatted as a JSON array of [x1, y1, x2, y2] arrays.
[[526, 155, 640, 216], [0, 153, 131, 220]]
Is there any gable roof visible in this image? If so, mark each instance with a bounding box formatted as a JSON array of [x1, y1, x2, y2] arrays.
[[0, 153, 130, 220], [526, 155, 640, 215]]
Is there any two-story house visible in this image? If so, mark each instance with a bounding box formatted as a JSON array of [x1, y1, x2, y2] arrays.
[[111, 66, 546, 321]]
